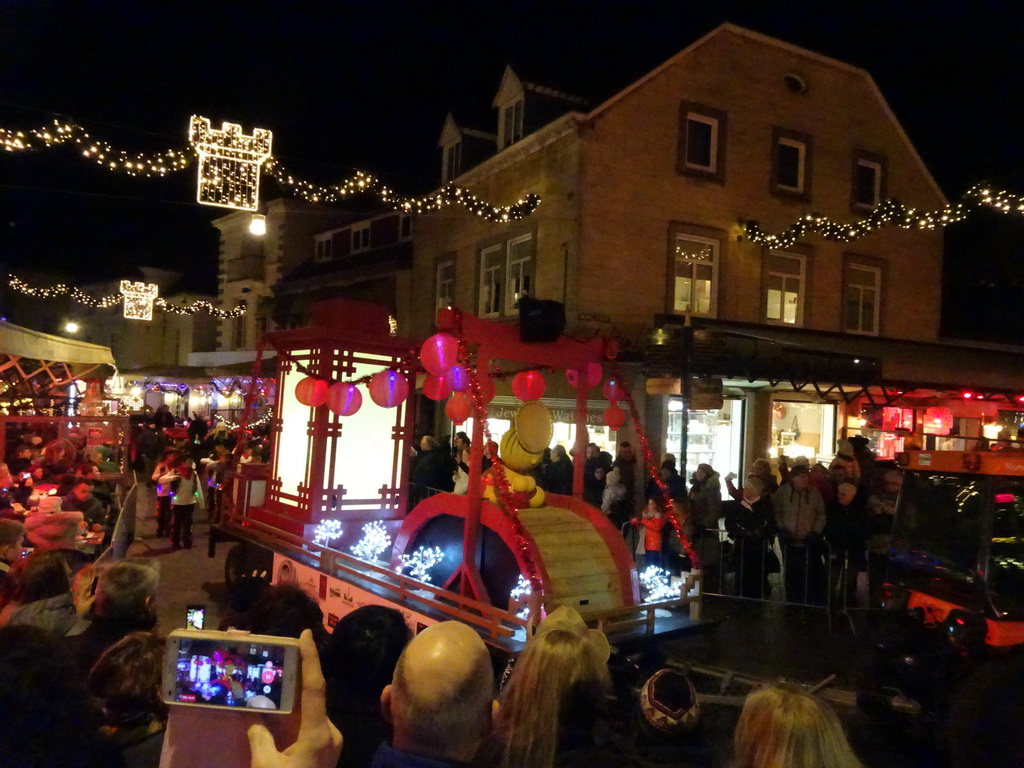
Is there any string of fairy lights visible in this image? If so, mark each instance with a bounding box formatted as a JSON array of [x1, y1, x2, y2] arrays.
[[744, 184, 1024, 248], [2, 118, 542, 222], [7, 275, 246, 318]]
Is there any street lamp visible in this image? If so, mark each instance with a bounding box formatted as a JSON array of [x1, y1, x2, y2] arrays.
[[64, 321, 80, 334], [249, 213, 266, 236]]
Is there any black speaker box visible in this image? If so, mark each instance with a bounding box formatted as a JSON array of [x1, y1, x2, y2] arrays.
[[518, 297, 566, 342]]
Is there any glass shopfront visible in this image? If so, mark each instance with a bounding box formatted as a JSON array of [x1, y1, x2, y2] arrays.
[[768, 399, 838, 465], [461, 398, 618, 456], [665, 397, 745, 481]]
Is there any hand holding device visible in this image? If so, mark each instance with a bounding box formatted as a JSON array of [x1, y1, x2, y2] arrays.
[[186, 605, 206, 630]]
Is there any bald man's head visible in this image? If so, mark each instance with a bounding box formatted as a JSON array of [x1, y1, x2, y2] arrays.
[[382, 621, 495, 762]]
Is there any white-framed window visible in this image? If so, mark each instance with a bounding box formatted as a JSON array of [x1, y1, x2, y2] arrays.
[[399, 215, 413, 241], [314, 236, 333, 262], [443, 141, 462, 183], [477, 234, 535, 318], [673, 234, 719, 317], [854, 158, 882, 208], [502, 100, 524, 148], [776, 137, 807, 193], [436, 259, 455, 315], [478, 244, 504, 317], [764, 252, 806, 326], [684, 113, 718, 173], [845, 263, 881, 335], [351, 223, 371, 253], [504, 234, 533, 315]]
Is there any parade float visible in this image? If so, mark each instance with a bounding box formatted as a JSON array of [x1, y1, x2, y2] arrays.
[[214, 299, 703, 652]]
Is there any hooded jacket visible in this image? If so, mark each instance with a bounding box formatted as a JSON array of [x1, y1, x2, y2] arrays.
[[690, 468, 723, 529], [772, 483, 826, 541], [4, 593, 88, 637]]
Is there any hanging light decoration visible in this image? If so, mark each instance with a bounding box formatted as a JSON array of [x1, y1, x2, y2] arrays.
[[444, 364, 471, 393], [566, 363, 602, 390], [367, 370, 409, 408], [446, 392, 472, 425], [419, 332, 460, 377], [423, 375, 451, 402], [295, 377, 328, 407], [603, 378, 625, 402], [511, 370, 546, 401], [604, 403, 627, 429], [326, 382, 362, 416]]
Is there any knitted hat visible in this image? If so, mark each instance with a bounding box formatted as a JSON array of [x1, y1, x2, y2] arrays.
[[37, 495, 62, 515], [638, 668, 701, 735], [605, 467, 621, 486], [792, 456, 810, 469], [25, 509, 83, 549], [533, 605, 610, 663], [836, 439, 854, 457]]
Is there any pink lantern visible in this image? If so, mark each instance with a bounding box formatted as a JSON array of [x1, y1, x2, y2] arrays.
[[419, 332, 460, 377], [604, 403, 626, 429], [602, 378, 625, 402], [295, 376, 328, 407], [511, 370, 546, 401], [566, 363, 602, 390], [326, 383, 362, 416], [446, 393, 472, 425], [368, 370, 409, 408], [445, 364, 471, 393], [423, 375, 451, 401]]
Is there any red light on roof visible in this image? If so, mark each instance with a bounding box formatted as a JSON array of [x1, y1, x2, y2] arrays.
[[963, 392, 975, 399], [1016, 395, 1024, 404]]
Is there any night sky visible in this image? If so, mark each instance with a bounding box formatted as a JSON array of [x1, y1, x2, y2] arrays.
[[1, 1, 1022, 337]]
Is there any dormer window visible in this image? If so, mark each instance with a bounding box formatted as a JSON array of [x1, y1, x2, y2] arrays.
[[352, 223, 370, 253], [502, 100, 523, 148], [443, 141, 462, 184], [314, 235, 333, 262], [399, 215, 413, 241]]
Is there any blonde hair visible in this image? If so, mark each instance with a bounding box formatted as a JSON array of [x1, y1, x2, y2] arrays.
[[494, 628, 610, 768], [733, 686, 863, 768]]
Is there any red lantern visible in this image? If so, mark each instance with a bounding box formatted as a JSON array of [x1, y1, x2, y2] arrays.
[[326, 383, 362, 416], [566, 363, 602, 390], [368, 370, 409, 408], [604, 403, 626, 429], [295, 376, 328, 407], [446, 393, 472, 425], [511, 370, 546, 401], [923, 406, 953, 436], [445, 365, 471, 393], [423, 375, 451, 401], [419, 333, 460, 377], [603, 378, 625, 402]]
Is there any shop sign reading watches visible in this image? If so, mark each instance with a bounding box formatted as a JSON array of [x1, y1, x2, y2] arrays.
[[488, 403, 608, 426]]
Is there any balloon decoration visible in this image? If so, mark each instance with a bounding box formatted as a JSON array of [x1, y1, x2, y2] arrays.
[[423, 375, 451, 401], [566, 363, 602, 390], [445, 393, 472, 425], [367, 370, 409, 408], [603, 403, 626, 429], [295, 376, 328, 407], [326, 382, 362, 416], [444, 364, 471, 393], [511, 370, 546, 401], [602, 378, 624, 402], [419, 332, 460, 377]]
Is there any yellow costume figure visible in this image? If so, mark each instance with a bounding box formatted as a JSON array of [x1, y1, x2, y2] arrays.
[[482, 401, 552, 509]]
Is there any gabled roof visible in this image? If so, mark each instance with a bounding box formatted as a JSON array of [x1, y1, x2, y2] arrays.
[[585, 23, 946, 205], [492, 65, 590, 109], [438, 112, 496, 148]]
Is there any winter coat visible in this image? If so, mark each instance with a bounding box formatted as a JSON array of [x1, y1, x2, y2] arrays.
[[3, 593, 88, 637], [772, 484, 826, 541], [544, 458, 574, 496], [601, 482, 627, 514], [825, 496, 868, 568], [690, 472, 723, 529], [632, 515, 667, 552]]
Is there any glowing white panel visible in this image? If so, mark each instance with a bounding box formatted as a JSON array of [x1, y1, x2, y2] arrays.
[[325, 359, 403, 510], [277, 354, 312, 498]]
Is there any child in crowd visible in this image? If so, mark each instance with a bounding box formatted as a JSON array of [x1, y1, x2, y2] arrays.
[[632, 498, 668, 569]]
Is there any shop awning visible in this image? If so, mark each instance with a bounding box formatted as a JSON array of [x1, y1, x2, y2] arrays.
[[0, 321, 114, 367]]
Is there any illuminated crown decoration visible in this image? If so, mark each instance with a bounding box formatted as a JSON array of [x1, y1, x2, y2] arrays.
[[119, 280, 159, 321], [188, 116, 272, 211]]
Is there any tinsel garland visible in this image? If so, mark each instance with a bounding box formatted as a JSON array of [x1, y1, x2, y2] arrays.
[[452, 310, 544, 592], [613, 365, 701, 569]]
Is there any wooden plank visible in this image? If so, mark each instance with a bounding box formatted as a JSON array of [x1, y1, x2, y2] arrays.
[[548, 572, 621, 596], [528, 529, 608, 546], [544, 558, 620, 580], [550, 592, 621, 612]]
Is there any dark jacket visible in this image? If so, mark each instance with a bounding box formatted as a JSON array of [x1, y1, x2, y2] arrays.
[[68, 614, 158, 677], [411, 449, 455, 493], [544, 458, 574, 496], [825, 495, 868, 568]]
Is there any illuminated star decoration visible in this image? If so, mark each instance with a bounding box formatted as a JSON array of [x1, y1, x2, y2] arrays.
[[396, 546, 445, 583], [509, 574, 533, 620], [189, 116, 272, 211], [639, 566, 678, 602], [313, 519, 343, 547], [119, 280, 159, 321], [351, 521, 392, 562]]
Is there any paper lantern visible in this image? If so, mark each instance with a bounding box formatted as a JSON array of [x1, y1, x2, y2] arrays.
[[423, 375, 451, 401], [566, 363, 602, 390], [604, 403, 626, 429], [368, 370, 409, 408], [511, 370, 546, 401], [445, 365, 471, 393], [419, 333, 460, 377], [446, 393, 472, 425], [295, 377, 328, 407], [326, 382, 362, 416], [603, 378, 625, 402], [923, 406, 953, 436]]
